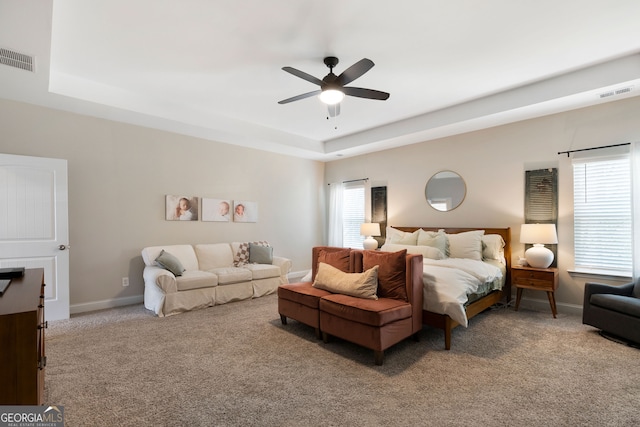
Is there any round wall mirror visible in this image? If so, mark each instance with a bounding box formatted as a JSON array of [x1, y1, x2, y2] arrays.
[[425, 171, 466, 212]]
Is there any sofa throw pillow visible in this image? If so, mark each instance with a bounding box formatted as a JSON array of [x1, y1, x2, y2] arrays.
[[317, 248, 351, 272], [234, 241, 269, 266], [249, 243, 273, 264], [155, 249, 185, 276], [313, 262, 379, 300], [363, 249, 407, 301]]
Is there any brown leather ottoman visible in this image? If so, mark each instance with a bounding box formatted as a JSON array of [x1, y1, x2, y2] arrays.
[[277, 282, 331, 338]]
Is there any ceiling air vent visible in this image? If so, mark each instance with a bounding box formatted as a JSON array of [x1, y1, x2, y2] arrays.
[[599, 85, 634, 99], [0, 47, 35, 72]]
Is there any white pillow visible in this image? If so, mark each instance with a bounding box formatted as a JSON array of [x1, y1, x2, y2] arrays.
[[482, 234, 505, 261], [417, 229, 448, 255], [385, 227, 419, 245], [447, 230, 485, 260], [381, 243, 445, 260]]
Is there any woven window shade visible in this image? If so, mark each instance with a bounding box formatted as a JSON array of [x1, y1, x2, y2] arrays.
[[524, 168, 558, 267]]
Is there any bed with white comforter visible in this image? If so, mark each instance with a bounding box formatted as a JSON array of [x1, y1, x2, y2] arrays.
[[421, 258, 505, 327], [382, 226, 512, 349]]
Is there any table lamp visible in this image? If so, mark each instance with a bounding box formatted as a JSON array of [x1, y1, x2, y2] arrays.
[[520, 223, 558, 268], [360, 223, 381, 250]]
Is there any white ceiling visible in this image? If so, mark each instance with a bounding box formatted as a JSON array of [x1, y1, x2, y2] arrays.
[[2, 0, 640, 161]]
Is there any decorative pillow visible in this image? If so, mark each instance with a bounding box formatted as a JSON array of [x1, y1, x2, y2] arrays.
[[313, 262, 379, 300], [317, 248, 351, 272], [155, 249, 185, 276], [234, 241, 269, 266], [380, 243, 444, 260], [249, 243, 273, 264], [363, 249, 407, 301], [417, 229, 448, 255], [447, 230, 485, 260], [482, 234, 505, 261], [385, 226, 419, 245]]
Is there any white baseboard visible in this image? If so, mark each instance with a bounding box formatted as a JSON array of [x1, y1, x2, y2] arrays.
[[71, 295, 144, 315], [515, 296, 583, 316], [288, 270, 310, 282]]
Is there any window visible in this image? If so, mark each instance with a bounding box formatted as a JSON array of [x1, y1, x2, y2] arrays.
[[573, 153, 632, 275], [342, 182, 365, 248]]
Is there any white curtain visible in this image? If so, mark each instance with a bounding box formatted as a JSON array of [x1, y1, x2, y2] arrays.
[[632, 142, 640, 280], [327, 182, 343, 247]]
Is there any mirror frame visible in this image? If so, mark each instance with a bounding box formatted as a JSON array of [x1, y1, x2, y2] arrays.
[[425, 170, 466, 212]]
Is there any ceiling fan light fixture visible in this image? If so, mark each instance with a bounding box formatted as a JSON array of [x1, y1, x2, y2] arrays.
[[319, 89, 344, 105]]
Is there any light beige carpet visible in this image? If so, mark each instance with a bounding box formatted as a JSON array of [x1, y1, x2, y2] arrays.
[[45, 294, 640, 427]]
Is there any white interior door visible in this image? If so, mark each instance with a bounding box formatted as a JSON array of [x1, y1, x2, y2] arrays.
[[0, 153, 70, 321]]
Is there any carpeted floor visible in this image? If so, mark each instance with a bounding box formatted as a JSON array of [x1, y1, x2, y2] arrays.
[[45, 294, 640, 427]]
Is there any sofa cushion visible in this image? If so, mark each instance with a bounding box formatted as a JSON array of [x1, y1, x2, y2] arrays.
[[590, 294, 640, 317], [243, 263, 281, 280], [195, 243, 234, 270], [208, 266, 253, 285], [313, 262, 379, 300], [232, 241, 269, 266], [278, 282, 332, 309], [141, 245, 200, 271], [319, 293, 412, 327], [176, 270, 218, 291], [363, 249, 408, 301], [317, 248, 351, 273], [249, 243, 273, 264], [155, 250, 186, 276]]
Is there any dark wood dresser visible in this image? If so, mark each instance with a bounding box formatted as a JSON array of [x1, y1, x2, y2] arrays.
[[0, 268, 46, 405]]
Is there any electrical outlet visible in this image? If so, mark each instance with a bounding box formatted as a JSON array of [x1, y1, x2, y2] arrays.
[[122, 277, 129, 287]]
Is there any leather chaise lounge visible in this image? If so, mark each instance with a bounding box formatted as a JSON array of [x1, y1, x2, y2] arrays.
[[278, 246, 423, 365]]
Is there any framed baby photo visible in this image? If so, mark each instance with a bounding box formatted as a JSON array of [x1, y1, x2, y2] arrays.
[[165, 195, 199, 221], [202, 198, 231, 222], [233, 200, 258, 223]]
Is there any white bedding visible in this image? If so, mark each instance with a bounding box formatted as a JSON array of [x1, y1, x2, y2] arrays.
[[422, 258, 504, 327]]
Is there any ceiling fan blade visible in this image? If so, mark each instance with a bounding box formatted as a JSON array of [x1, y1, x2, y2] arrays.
[[342, 87, 390, 100], [282, 67, 324, 86], [278, 90, 321, 104], [328, 103, 341, 118], [336, 58, 374, 86]]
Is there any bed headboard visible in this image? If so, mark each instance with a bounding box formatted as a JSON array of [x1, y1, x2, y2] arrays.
[[391, 226, 512, 283]]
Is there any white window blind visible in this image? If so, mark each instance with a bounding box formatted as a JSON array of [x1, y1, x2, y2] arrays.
[[573, 154, 632, 275], [342, 183, 365, 248]]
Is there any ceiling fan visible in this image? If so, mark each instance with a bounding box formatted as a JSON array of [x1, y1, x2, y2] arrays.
[[278, 56, 390, 117]]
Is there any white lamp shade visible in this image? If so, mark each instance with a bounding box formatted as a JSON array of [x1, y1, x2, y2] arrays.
[[520, 224, 557, 268], [520, 224, 558, 244], [360, 223, 381, 237]]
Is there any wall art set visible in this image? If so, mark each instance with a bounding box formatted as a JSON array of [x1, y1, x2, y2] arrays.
[[165, 195, 258, 223]]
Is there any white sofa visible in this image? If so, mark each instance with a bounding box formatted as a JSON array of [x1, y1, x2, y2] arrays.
[[141, 243, 291, 317]]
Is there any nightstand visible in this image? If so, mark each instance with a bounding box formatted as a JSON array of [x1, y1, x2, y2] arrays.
[[512, 265, 559, 318]]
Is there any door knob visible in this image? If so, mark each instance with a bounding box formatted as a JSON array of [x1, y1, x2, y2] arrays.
[[58, 244, 69, 250]]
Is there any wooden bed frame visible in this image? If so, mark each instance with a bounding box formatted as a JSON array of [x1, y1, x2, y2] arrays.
[[393, 227, 512, 350]]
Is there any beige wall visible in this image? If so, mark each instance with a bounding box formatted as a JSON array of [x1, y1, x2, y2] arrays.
[[325, 96, 640, 313], [0, 99, 325, 312], [3, 95, 640, 315]]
